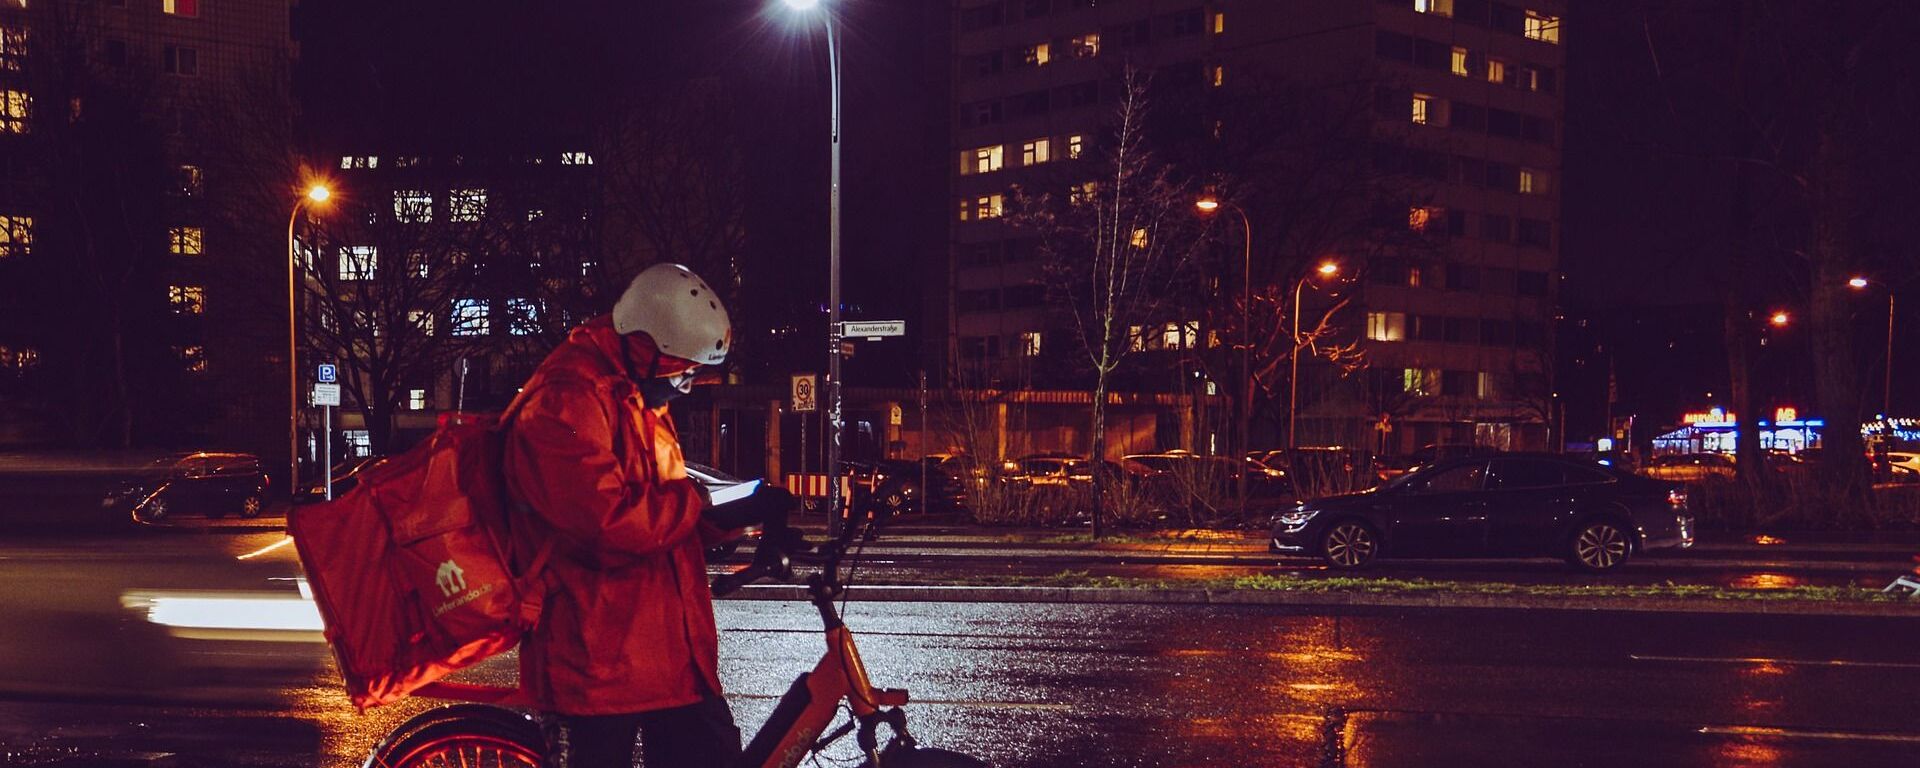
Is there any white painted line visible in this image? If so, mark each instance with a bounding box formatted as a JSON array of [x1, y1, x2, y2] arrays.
[[1698, 725, 1920, 744], [1632, 654, 1920, 670], [727, 693, 1071, 711]]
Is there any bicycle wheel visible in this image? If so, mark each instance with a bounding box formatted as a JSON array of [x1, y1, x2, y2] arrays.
[[365, 704, 543, 768]]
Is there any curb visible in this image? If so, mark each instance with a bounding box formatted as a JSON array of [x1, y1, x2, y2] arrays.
[[719, 583, 1920, 618]]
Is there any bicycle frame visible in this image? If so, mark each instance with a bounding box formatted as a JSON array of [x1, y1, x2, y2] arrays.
[[412, 535, 921, 768]]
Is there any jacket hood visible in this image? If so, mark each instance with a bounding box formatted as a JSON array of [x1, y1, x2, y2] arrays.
[[573, 315, 700, 379]]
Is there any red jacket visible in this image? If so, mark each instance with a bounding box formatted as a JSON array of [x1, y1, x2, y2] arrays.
[[503, 316, 724, 715]]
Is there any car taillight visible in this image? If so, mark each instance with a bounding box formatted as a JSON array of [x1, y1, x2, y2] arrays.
[[1667, 488, 1688, 507]]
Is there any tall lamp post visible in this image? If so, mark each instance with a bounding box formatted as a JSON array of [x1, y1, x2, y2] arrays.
[[287, 183, 330, 501], [1849, 276, 1896, 417], [1194, 195, 1253, 515], [781, 0, 847, 539], [1289, 262, 1340, 451]]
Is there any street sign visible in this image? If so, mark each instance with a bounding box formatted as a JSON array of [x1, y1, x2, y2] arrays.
[[841, 320, 906, 339], [839, 341, 856, 359], [889, 404, 903, 426], [317, 364, 337, 384], [791, 374, 818, 413], [312, 383, 342, 407]]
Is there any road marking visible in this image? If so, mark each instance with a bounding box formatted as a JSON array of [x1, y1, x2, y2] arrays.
[[1699, 725, 1920, 744], [236, 536, 295, 560], [728, 693, 1071, 711], [1632, 654, 1920, 670]]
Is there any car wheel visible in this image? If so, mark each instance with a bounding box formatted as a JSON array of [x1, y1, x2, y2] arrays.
[[238, 493, 264, 519], [144, 496, 169, 521], [1569, 520, 1631, 572], [1321, 520, 1379, 569]]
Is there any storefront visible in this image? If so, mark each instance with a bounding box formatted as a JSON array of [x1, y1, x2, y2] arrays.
[[1651, 407, 1825, 456]]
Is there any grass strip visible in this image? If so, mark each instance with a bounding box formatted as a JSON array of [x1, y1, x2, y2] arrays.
[[917, 570, 1910, 604]]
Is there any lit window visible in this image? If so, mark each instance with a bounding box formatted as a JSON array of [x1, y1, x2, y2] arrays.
[[526, 208, 545, 222], [1411, 94, 1433, 125], [452, 299, 490, 336], [178, 345, 207, 373], [1129, 228, 1148, 249], [1128, 325, 1145, 352], [1068, 180, 1096, 206], [561, 151, 593, 165], [339, 245, 376, 280], [0, 24, 25, 73], [169, 226, 202, 256], [1402, 368, 1437, 396], [1066, 134, 1085, 159], [1486, 58, 1507, 84], [1018, 331, 1042, 357], [1414, 0, 1452, 16], [1021, 138, 1051, 166], [168, 285, 204, 314], [506, 298, 540, 336], [394, 190, 433, 223], [1366, 312, 1406, 342], [344, 430, 372, 458], [1212, 11, 1225, 34], [1477, 371, 1497, 399], [1156, 321, 1200, 350], [392, 155, 421, 167], [162, 45, 197, 76], [408, 309, 435, 336], [962, 145, 1004, 175], [162, 0, 198, 17], [449, 188, 487, 222], [353, 309, 384, 338], [175, 165, 202, 197], [1409, 206, 1442, 232], [0, 345, 40, 374], [1210, 65, 1225, 87], [1519, 168, 1539, 194], [408, 389, 428, 410], [960, 194, 1005, 221], [1070, 33, 1099, 57], [338, 155, 378, 170], [0, 89, 26, 133], [1023, 43, 1050, 66], [0, 214, 30, 258], [1525, 11, 1561, 43], [1451, 47, 1469, 77]]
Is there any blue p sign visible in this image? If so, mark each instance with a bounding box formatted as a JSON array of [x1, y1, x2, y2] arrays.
[[317, 364, 337, 383]]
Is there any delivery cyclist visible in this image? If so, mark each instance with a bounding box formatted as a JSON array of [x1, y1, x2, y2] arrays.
[[502, 263, 788, 767]]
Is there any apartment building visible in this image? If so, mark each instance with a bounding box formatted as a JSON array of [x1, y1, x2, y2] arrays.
[[945, 0, 1565, 454], [0, 0, 298, 451]]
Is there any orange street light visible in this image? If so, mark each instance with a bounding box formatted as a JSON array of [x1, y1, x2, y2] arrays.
[[287, 181, 332, 502], [1193, 192, 1254, 515], [1289, 259, 1343, 452], [306, 184, 331, 204], [1849, 276, 1870, 290], [1769, 311, 1790, 327], [1195, 197, 1222, 213], [1317, 261, 1340, 276]]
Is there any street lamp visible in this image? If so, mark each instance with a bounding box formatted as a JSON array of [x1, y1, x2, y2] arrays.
[[1848, 276, 1895, 417], [1289, 261, 1340, 452], [781, 0, 846, 538], [1769, 310, 1791, 328], [287, 183, 330, 501], [1194, 194, 1253, 514]]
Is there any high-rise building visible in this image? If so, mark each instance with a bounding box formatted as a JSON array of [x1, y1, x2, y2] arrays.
[[942, 0, 1565, 453], [0, 0, 298, 453]]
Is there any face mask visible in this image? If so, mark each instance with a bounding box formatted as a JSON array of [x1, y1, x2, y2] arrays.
[[638, 369, 699, 407]]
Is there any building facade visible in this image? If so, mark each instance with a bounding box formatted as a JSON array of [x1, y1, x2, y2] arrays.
[[943, 0, 1565, 456]]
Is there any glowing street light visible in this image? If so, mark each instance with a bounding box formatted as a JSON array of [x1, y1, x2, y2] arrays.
[[1290, 261, 1341, 451], [1849, 276, 1870, 290], [1194, 193, 1253, 514], [287, 182, 331, 501], [1847, 275, 1896, 416], [779, 0, 849, 538], [1769, 311, 1791, 327]]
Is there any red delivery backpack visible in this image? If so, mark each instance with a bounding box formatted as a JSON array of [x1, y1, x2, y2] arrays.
[[288, 402, 551, 709]]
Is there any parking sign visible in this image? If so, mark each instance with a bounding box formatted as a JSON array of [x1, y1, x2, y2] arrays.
[[317, 364, 337, 383]]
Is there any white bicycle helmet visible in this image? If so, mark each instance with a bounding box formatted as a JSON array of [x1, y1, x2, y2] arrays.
[[611, 263, 731, 365]]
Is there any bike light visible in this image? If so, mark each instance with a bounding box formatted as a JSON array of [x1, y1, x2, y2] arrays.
[[1667, 489, 1688, 508]]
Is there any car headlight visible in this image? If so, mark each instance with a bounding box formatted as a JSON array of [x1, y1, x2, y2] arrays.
[[1276, 506, 1319, 526]]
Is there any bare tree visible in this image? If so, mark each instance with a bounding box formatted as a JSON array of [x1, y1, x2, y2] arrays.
[[1021, 70, 1206, 537]]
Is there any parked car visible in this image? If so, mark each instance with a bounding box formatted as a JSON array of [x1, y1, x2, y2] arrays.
[[297, 455, 389, 503], [1889, 452, 1920, 483], [108, 452, 272, 521], [1270, 454, 1694, 572], [1642, 453, 1737, 483], [1126, 450, 1292, 499]]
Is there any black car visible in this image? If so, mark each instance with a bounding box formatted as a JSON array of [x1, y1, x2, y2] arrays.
[[111, 452, 272, 521], [1269, 454, 1694, 572], [297, 455, 389, 503]]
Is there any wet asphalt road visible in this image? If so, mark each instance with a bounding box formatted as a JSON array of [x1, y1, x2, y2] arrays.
[[3, 529, 1920, 765]]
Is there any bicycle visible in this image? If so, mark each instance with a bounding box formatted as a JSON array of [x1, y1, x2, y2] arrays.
[[361, 510, 988, 768]]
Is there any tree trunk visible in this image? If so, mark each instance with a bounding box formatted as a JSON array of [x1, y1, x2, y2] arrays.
[[1089, 373, 1108, 540], [1809, 130, 1868, 505]]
